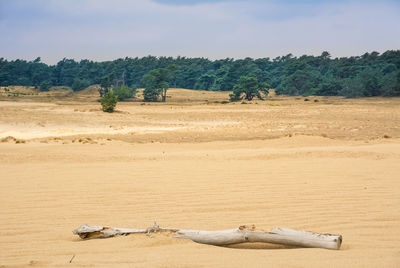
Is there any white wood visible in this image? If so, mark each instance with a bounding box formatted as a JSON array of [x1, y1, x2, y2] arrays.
[[73, 222, 179, 239], [73, 223, 342, 250], [174, 227, 342, 250], [73, 224, 147, 239]]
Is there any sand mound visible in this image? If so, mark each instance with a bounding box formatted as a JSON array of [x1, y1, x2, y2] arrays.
[[75, 84, 101, 95], [1, 135, 26, 144]]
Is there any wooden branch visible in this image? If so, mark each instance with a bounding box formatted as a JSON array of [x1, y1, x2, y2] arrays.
[[72, 221, 178, 239], [73, 222, 342, 250], [174, 226, 342, 250]]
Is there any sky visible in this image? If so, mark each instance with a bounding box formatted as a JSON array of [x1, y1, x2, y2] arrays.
[[0, 0, 399, 64]]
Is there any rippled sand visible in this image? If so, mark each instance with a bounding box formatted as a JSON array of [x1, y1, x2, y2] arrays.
[[1, 89, 399, 267]]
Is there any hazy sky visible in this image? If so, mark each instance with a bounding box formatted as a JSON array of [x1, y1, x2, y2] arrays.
[[1, 0, 399, 64]]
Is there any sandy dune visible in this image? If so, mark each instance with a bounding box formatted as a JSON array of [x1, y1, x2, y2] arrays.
[[0, 90, 399, 267]]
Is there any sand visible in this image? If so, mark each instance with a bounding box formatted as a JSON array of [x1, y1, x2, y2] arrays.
[[0, 89, 399, 267]]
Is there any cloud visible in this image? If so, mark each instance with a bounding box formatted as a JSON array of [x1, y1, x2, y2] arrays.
[[0, 0, 399, 64]]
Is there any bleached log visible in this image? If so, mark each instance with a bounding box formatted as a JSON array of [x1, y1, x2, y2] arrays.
[[174, 226, 342, 250], [73, 223, 342, 250]]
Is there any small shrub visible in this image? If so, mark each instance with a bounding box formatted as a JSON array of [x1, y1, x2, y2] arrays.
[[101, 91, 118, 113], [114, 85, 137, 100]]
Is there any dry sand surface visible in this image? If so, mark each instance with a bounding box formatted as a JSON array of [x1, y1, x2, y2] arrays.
[[0, 88, 400, 267]]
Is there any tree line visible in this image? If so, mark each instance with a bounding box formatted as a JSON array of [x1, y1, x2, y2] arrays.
[[0, 50, 399, 97]]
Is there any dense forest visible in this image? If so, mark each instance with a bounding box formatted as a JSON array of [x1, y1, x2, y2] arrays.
[[1, 50, 399, 97]]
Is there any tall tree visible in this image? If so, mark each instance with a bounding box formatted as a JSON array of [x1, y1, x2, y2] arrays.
[[99, 72, 115, 97], [230, 74, 270, 101], [141, 65, 174, 102]]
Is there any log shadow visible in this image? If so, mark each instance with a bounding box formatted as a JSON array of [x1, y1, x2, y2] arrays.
[[219, 242, 298, 250]]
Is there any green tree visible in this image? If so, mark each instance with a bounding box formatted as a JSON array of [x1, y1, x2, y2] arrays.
[[340, 67, 383, 97], [360, 68, 382, 96], [54, 58, 79, 86], [380, 70, 399, 96], [141, 65, 174, 102], [114, 85, 137, 100], [396, 71, 400, 96], [230, 74, 270, 101], [100, 91, 118, 112], [72, 78, 90, 91], [99, 72, 116, 97], [315, 79, 341, 96], [39, 80, 52, 91], [340, 77, 364, 98], [194, 72, 216, 90], [142, 86, 160, 102], [278, 69, 320, 96]]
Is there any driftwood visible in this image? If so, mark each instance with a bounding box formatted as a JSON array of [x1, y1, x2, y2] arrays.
[[73, 222, 178, 239], [73, 222, 342, 250]]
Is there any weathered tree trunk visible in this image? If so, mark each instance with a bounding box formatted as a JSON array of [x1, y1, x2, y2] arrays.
[[174, 226, 342, 250], [245, 93, 253, 101], [162, 88, 167, 102], [73, 223, 342, 250]]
